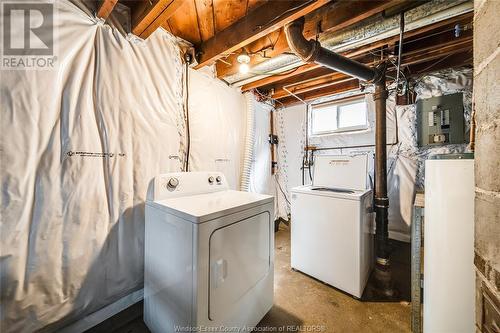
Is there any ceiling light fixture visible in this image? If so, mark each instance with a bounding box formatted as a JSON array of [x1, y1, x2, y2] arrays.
[[237, 50, 251, 74], [239, 63, 249, 74]]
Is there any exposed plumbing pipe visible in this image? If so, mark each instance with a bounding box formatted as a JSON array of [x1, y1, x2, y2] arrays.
[[240, 92, 255, 191], [270, 109, 277, 175], [284, 18, 381, 83], [183, 53, 193, 172], [395, 12, 405, 94], [373, 72, 390, 266], [285, 18, 392, 292], [231, 0, 472, 87], [283, 85, 308, 105]]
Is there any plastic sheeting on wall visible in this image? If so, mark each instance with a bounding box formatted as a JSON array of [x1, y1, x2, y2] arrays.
[[274, 103, 306, 219], [248, 98, 289, 220], [276, 68, 472, 242], [0, 2, 247, 332], [249, 100, 273, 195], [187, 67, 246, 190]]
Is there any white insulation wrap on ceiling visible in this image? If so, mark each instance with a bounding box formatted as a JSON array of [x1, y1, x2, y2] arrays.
[[0, 1, 247, 332], [276, 67, 472, 242]]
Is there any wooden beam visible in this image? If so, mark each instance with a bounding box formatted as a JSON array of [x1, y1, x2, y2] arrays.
[[271, 35, 472, 99], [132, 0, 186, 39], [216, 0, 404, 77], [280, 49, 473, 107], [194, 0, 331, 69], [276, 44, 473, 106], [409, 50, 472, 75], [278, 78, 360, 106], [96, 0, 118, 20], [242, 44, 384, 91], [242, 12, 473, 91], [273, 68, 366, 99], [400, 36, 472, 66], [241, 63, 321, 91]]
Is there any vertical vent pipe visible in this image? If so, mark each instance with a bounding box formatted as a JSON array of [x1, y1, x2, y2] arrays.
[[284, 18, 391, 270]]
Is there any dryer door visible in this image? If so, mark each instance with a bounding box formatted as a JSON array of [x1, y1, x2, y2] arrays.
[[209, 211, 271, 321]]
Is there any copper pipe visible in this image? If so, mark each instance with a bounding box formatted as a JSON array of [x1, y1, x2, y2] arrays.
[[469, 104, 476, 151], [270, 109, 277, 174]]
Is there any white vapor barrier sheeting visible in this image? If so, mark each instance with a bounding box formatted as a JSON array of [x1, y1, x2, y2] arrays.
[[249, 101, 273, 195], [0, 2, 246, 332], [248, 99, 287, 219], [187, 68, 246, 190], [274, 103, 307, 219], [277, 68, 472, 242]]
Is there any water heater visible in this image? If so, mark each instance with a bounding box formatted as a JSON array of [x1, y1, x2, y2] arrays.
[[423, 153, 474, 332]]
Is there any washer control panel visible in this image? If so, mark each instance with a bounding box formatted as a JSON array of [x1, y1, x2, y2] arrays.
[[150, 172, 228, 200]]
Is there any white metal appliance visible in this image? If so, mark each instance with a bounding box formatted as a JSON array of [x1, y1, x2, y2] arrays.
[[291, 154, 373, 298], [144, 172, 274, 333], [424, 154, 474, 333]]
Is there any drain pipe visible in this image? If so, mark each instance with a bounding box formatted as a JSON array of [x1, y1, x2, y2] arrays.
[[284, 18, 381, 82], [285, 18, 392, 293], [373, 71, 394, 297]]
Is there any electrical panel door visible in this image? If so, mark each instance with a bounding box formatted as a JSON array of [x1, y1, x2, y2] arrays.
[[416, 92, 466, 146]]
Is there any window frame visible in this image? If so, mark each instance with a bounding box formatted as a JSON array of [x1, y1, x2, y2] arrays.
[[309, 96, 368, 136]]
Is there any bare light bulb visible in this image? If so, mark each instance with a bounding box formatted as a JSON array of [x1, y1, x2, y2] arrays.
[[239, 63, 249, 74]]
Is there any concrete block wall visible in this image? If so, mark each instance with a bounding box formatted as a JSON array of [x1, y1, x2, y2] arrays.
[[473, 0, 500, 330]]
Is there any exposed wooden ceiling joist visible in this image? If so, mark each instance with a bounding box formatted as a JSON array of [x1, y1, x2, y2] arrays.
[[276, 45, 473, 106], [270, 32, 472, 99], [132, 0, 186, 39], [194, 0, 332, 69], [241, 63, 322, 91], [278, 53, 473, 107], [273, 40, 471, 101], [96, 0, 118, 20], [242, 12, 473, 92], [278, 78, 361, 106], [215, 0, 406, 78]]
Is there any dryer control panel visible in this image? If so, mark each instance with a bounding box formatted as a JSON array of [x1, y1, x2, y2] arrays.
[[148, 172, 229, 201]]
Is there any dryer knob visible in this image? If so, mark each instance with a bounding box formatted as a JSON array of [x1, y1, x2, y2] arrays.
[[167, 177, 179, 188], [208, 176, 215, 184], [216, 176, 222, 184]]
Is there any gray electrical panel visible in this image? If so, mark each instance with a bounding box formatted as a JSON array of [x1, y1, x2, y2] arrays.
[[416, 92, 466, 146]]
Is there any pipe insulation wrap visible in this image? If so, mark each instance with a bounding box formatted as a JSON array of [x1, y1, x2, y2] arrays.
[[240, 92, 255, 191]]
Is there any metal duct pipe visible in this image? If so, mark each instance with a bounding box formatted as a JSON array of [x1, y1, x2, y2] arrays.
[[373, 73, 390, 266], [284, 18, 381, 82], [285, 18, 391, 269]]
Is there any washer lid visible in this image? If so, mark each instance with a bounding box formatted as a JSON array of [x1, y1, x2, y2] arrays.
[[291, 185, 371, 201], [313, 154, 369, 191], [147, 190, 273, 223]]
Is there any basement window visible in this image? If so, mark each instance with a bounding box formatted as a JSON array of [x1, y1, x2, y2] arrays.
[[310, 98, 368, 135]]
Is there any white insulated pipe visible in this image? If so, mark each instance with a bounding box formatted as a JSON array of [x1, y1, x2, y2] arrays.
[[240, 92, 255, 191]]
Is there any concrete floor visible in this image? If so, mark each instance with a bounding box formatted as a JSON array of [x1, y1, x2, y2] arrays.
[[88, 225, 411, 333]]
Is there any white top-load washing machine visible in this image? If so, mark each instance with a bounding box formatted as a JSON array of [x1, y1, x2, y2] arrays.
[[144, 172, 274, 333], [291, 154, 373, 298]]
